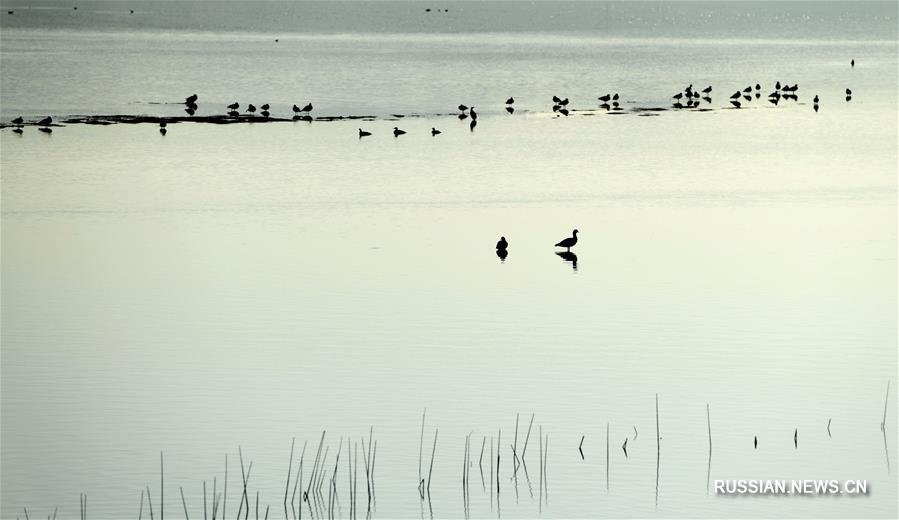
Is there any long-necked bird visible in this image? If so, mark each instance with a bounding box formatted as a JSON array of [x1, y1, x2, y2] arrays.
[[470, 107, 477, 120], [393, 127, 406, 137], [555, 229, 579, 251]]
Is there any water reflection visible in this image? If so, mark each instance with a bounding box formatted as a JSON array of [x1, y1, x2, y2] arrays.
[[555, 251, 578, 271]]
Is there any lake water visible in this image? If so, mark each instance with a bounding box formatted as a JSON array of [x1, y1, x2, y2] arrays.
[[1, 1, 897, 519]]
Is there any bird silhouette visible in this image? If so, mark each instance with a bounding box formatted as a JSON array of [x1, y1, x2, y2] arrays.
[[458, 113, 469, 120], [431, 127, 441, 136], [672, 93, 683, 101], [851, 59, 855, 68], [358, 128, 371, 138], [260, 103, 270, 111], [185, 94, 198, 104], [552, 95, 562, 103], [292, 104, 300, 114], [159, 128, 167, 136], [38, 116, 52, 126], [702, 86, 712, 94], [845, 88, 852, 96], [730, 91, 741, 100], [730, 100, 742, 108], [11, 116, 23, 125], [555, 229, 578, 251], [246, 104, 256, 114], [599, 94, 612, 102], [260, 110, 270, 118], [300, 103, 313, 113], [505, 97, 514, 105], [458, 104, 468, 112], [227, 102, 239, 111], [754, 436, 758, 449], [469, 107, 477, 120], [496, 236, 508, 251], [612, 93, 619, 101], [12, 128, 23, 134], [560, 98, 569, 106], [393, 127, 406, 137], [813, 95, 819, 103], [559, 108, 569, 116], [38, 127, 52, 134]]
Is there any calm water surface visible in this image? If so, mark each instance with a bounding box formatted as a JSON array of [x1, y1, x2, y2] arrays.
[[1, 1, 897, 519]]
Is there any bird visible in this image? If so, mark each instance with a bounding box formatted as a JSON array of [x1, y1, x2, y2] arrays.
[[470, 119, 477, 131], [358, 128, 371, 138], [246, 104, 256, 114], [185, 93, 198, 104], [599, 94, 612, 102], [393, 127, 406, 137], [755, 83, 761, 90], [554, 229, 578, 251], [458, 113, 469, 120], [560, 98, 569, 106], [775, 81, 782, 90], [11, 116, 23, 125], [227, 102, 239, 111], [228, 110, 239, 117], [813, 94, 819, 103], [730, 91, 741, 100], [39, 127, 52, 134], [13, 128, 23, 134], [672, 93, 683, 101], [457, 104, 468, 112], [431, 127, 441, 136], [260, 103, 270, 111], [845, 88, 852, 96], [743, 86, 752, 93], [496, 236, 508, 251], [38, 116, 52, 126], [292, 104, 300, 114], [702, 85, 712, 94], [754, 436, 758, 449], [552, 95, 562, 103], [851, 59, 855, 68], [300, 103, 313, 113], [612, 93, 619, 101], [505, 97, 514, 105], [469, 107, 477, 120]]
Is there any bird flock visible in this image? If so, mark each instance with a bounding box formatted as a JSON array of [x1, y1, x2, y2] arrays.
[[5, 60, 858, 137]]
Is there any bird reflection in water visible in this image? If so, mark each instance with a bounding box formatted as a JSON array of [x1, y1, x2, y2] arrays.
[[496, 248, 509, 262], [556, 251, 578, 271]]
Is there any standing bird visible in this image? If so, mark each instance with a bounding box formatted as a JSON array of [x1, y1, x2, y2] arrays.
[[469, 107, 477, 120], [845, 88, 852, 96], [393, 127, 406, 137], [755, 83, 761, 91], [358, 128, 371, 138], [505, 97, 514, 105], [851, 59, 855, 68], [11, 116, 23, 125], [599, 94, 612, 102], [754, 436, 758, 449], [496, 236, 508, 251], [292, 104, 301, 115], [612, 93, 619, 101], [38, 116, 52, 126], [730, 91, 741, 100], [775, 81, 782, 91], [185, 93, 198, 104], [554, 229, 579, 251], [260, 103, 270, 111], [246, 104, 256, 114], [431, 127, 441, 136], [457, 104, 468, 112], [227, 102, 239, 111], [552, 95, 562, 104], [672, 93, 683, 101], [701, 86, 712, 95], [813, 94, 819, 103], [300, 103, 313, 113]]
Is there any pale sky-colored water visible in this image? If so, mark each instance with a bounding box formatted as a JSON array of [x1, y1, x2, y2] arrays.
[[1, 2, 897, 519]]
